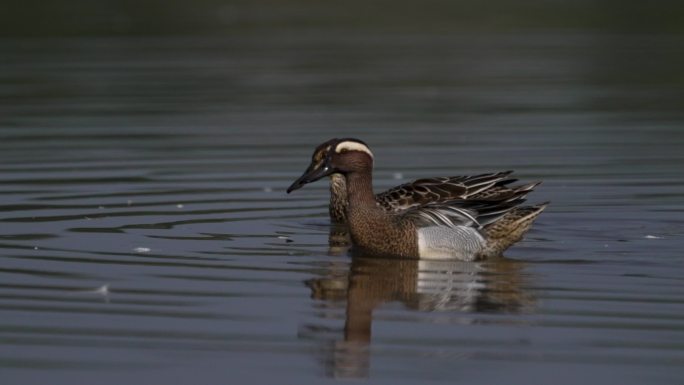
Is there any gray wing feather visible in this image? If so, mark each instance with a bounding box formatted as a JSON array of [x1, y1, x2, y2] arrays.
[[405, 204, 482, 229], [404, 198, 524, 231]]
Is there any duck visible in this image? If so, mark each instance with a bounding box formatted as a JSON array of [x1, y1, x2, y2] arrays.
[[287, 138, 547, 260], [288, 138, 541, 224]]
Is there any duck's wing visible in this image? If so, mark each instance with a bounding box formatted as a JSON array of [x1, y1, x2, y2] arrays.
[[377, 171, 524, 213], [403, 198, 524, 230]]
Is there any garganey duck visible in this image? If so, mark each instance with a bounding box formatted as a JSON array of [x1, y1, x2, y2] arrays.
[[288, 138, 541, 224], [287, 138, 547, 260]]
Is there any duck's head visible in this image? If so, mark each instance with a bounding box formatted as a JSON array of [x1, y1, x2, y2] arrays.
[[286, 138, 374, 193]]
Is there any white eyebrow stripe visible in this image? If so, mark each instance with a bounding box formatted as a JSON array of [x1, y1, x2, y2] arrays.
[[334, 141, 374, 158]]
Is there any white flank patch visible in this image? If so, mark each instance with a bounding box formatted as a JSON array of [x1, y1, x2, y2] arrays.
[[334, 141, 374, 158], [416, 226, 484, 261]]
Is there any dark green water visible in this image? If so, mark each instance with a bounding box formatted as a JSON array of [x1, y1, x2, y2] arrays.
[[1, 4, 684, 384]]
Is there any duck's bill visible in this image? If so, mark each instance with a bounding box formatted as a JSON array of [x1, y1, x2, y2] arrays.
[[286, 165, 333, 193]]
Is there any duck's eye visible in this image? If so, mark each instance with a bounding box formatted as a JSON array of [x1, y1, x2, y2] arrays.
[[340, 149, 349, 154]]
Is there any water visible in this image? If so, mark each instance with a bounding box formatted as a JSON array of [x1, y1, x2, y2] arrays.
[[1, 30, 684, 384]]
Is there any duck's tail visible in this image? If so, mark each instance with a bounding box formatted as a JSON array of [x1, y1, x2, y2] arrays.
[[480, 202, 548, 257]]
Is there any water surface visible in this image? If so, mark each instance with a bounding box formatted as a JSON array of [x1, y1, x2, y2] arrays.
[[1, 30, 684, 384]]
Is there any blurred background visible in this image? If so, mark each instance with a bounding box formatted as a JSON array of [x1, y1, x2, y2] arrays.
[[1, 0, 683, 133], [3, 0, 684, 36], [1, 2, 683, 385]]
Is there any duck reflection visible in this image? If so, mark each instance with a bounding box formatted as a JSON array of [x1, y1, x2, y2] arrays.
[[326, 223, 353, 256], [301, 254, 535, 379]]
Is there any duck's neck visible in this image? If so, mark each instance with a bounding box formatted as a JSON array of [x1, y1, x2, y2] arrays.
[[346, 169, 379, 209], [345, 168, 407, 257]]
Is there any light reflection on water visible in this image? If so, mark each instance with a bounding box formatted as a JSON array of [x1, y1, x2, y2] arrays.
[[1, 30, 684, 385]]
